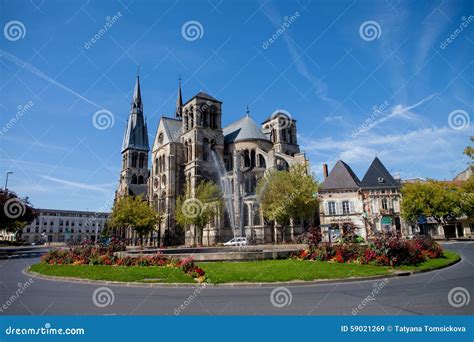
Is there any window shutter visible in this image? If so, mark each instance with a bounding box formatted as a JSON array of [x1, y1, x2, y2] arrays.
[[349, 201, 355, 214], [324, 201, 329, 215], [336, 201, 343, 215]]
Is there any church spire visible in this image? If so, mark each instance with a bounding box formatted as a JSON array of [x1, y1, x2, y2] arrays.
[[122, 75, 149, 153], [175, 78, 183, 119], [132, 75, 142, 112]]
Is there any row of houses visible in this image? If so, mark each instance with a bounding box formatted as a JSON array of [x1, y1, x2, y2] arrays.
[[318, 157, 474, 241]]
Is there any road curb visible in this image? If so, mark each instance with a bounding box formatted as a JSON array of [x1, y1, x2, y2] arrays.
[[23, 255, 461, 289]]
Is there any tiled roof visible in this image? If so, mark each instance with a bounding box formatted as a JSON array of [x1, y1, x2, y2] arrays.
[[320, 160, 360, 190]]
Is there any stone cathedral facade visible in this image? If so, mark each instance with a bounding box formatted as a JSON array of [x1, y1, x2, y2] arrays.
[[117, 76, 307, 246]]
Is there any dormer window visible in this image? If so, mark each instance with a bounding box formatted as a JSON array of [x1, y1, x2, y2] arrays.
[[378, 177, 384, 183]]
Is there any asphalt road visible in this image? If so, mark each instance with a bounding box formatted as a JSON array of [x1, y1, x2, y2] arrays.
[[0, 242, 473, 315]]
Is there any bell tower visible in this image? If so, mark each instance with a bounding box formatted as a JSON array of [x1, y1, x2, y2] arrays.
[[116, 75, 150, 199]]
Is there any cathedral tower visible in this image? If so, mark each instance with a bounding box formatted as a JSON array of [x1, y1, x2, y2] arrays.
[[116, 75, 150, 199]]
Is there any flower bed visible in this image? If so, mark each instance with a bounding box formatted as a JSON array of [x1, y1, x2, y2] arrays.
[[294, 233, 444, 267], [41, 240, 206, 282]]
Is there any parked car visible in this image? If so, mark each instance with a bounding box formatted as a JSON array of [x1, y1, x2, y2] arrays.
[[224, 237, 248, 246]]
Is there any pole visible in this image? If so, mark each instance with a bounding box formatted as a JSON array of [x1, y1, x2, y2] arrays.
[[5, 171, 13, 190]]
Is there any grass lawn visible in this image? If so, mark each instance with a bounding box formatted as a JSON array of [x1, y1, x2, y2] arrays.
[[30, 251, 460, 284], [29, 263, 195, 283], [197, 259, 392, 283]]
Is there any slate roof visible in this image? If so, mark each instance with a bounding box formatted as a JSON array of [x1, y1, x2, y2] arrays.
[[162, 117, 182, 143], [360, 157, 400, 188], [184, 91, 222, 105], [122, 76, 149, 152], [320, 160, 361, 191], [223, 115, 270, 144]]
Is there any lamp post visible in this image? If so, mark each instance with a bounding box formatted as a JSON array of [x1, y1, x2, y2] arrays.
[[4, 171, 13, 190]]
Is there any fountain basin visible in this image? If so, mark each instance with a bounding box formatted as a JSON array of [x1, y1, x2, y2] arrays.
[[118, 244, 306, 262]]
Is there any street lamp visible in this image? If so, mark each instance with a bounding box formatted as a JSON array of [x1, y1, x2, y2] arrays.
[[4, 171, 13, 190]]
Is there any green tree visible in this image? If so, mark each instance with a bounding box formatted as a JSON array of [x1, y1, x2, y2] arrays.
[[0, 190, 37, 240], [175, 181, 222, 246], [257, 164, 319, 241], [464, 136, 473, 160], [401, 180, 466, 237], [108, 196, 161, 247]]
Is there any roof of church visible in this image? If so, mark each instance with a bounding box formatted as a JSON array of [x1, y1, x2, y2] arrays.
[[184, 91, 222, 105], [122, 76, 149, 152], [320, 160, 361, 191], [162, 117, 182, 143], [360, 157, 400, 188], [223, 115, 270, 144]]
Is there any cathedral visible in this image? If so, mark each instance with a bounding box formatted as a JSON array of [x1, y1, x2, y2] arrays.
[[116, 76, 307, 246]]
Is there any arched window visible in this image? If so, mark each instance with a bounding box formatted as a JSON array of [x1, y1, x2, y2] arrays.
[[243, 204, 249, 227], [131, 174, 138, 184], [188, 140, 193, 161], [155, 158, 159, 174], [184, 142, 188, 163], [162, 156, 166, 171], [202, 138, 209, 161], [131, 153, 138, 168], [243, 150, 250, 167], [161, 174, 166, 189], [184, 113, 189, 131], [138, 175, 144, 184], [139, 154, 145, 168], [189, 110, 194, 128], [158, 133, 164, 144], [258, 154, 266, 168], [250, 150, 256, 168], [254, 206, 261, 226]]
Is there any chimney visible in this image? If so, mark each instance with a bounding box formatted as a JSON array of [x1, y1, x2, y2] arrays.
[[323, 163, 329, 179]]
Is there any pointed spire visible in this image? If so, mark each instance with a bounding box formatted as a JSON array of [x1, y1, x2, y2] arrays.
[[122, 75, 149, 153], [175, 77, 183, 119], [132, 75, 142, 109]]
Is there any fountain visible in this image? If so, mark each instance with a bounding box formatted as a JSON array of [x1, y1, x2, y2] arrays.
[[210, 149, 239, 239]]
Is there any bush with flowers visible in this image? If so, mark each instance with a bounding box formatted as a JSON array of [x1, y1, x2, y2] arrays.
[[41, 240, 206, 282], [293, 229, 445, 267]]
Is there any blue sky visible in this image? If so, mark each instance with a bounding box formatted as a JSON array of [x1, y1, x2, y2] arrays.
[[1, 0, 473, 211]]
